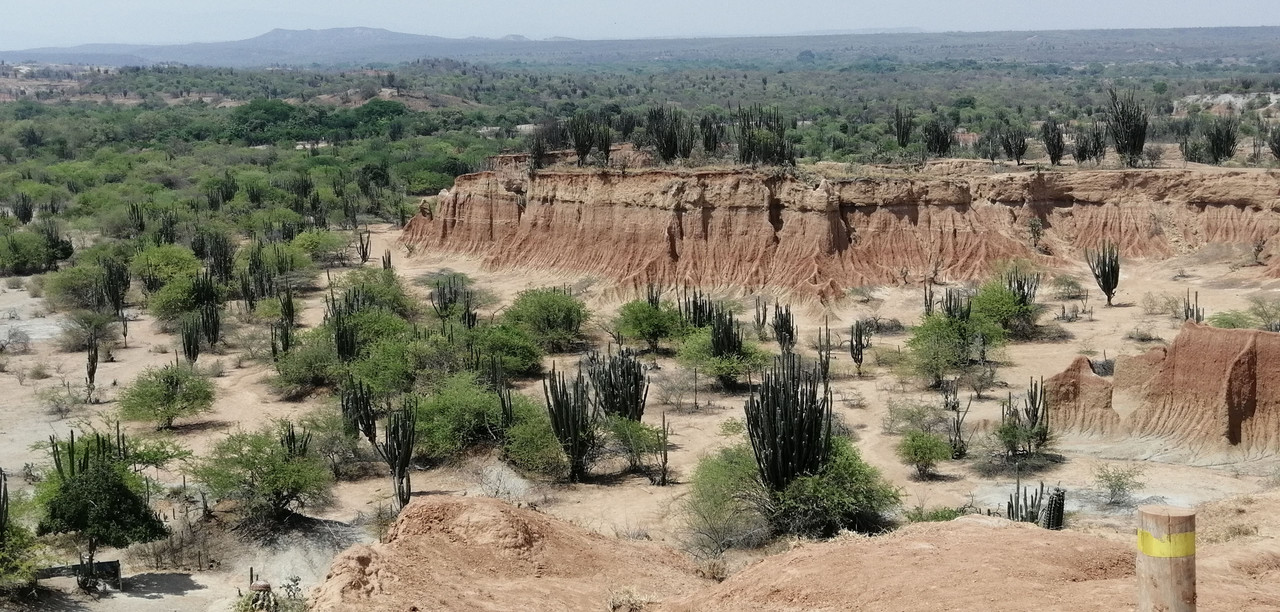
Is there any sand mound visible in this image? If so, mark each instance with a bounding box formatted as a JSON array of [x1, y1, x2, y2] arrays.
[[1047, 322, 1280, 456], [312, 495, 1280, 611], [402, 167, 1280, 300], [308, 496, 707, 611], [666, 515, 1136, 612]]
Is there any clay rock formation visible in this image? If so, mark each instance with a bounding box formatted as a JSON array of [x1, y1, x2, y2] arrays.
[[668, 515, 1137, 612], [1047, 322, 1280, 456], [402, 167, 1280, 299], [308, 496, 706, 612]]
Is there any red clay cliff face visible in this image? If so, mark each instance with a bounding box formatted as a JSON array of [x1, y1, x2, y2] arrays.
[[402, 167, 1280, 299], [1047, 322, 1280, 456]]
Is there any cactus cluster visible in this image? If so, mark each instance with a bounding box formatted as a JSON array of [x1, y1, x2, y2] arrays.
[[584, 348, 649, 421], [772, 303, 796, 353], [678, 287, 717, 328], [744, 354, 832, 494], [544, 365, 596, 483]]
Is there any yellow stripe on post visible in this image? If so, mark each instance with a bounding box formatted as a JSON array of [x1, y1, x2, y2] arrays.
[[1137, 505, 1196, 612], [1137, 529, 1195, 558]]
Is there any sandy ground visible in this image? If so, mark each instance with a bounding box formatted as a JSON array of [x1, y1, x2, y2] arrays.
[[2, 223, 1279, 609]]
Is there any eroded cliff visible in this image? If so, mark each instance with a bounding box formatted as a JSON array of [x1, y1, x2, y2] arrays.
[[402, 167, 1280, 298]]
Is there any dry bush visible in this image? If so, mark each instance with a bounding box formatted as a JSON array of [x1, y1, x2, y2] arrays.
[[126, 512, 235, 572], [606, 587, 656, 611]]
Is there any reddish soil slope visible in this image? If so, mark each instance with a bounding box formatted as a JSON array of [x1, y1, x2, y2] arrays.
[[1048, 322, 1280, 455], [402, 167, 1280, 299]]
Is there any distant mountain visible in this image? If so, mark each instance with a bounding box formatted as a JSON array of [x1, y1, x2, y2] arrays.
[[4, 25, 1280, 68]]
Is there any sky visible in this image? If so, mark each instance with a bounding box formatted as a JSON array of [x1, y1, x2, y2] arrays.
[[2, 0, 1277, 49]]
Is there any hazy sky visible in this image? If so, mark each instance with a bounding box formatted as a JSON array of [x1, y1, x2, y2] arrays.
[[2, 0, 1277, 49]]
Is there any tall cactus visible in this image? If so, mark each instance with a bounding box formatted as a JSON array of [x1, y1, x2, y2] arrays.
[[356, 228, 372, 263], [200, 302, 221, 347], [379, 400, 418, 510], [1024, 376, 1050, 452], [1042, 487, 1066, 530], [849, 320, 871, 377], [815, 320, 833, 385], [181, 315, 201, 366], [646, 284, 662, 309], [752, 296, 768, 340], [744, 354, 832, 494], [678, 287, 716, 328], [0, 470, 8, 548], [941, 288, 971, 321], [1085, 241, 1120, 306], [709, 307, 743, 359], [1182, 290, 1204, 323], [279, 421, 312, 459], [1007, 475, 1046, 524], [85, 336, 99, 402], [340, 379, 378, 446], [772, 303, 796, 353], [430, 275, 465, 320], [381, 249, 393, 271], [544, 365, 596, 483], [1004, 267, 1041, 308], [584, 348, 649, 421]]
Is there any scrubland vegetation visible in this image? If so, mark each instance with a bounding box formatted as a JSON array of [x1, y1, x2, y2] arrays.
[[2, 28, 1280, 603]]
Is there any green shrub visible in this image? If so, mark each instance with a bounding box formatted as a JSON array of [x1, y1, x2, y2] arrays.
[[1093, 463, 1146, 505], [904, 504, 969, 523], [0, 231, 51, 275], [272, 329, 342, 394], [43, 263, 104, 311], [774, 437, 900, 537], [503, 288, 589, 352], [118, 364, 216, 429], [469, 323, 544, 376], [970, 281, 1036, 338], [149, 274, 226, 321], [503, 399, 569, 478], [414, 373, 503, 461], [681, 443, 772, 555], [191, 424, 333, 518], [676, 327, 769, 386], [616, 300, 684, 351], [130, 244, 201, 286], [605, 415, 665, 472], [291, 229, 349, 266], [895, 431, 952, 478], [1207, 310, 1256, 329], [905, 313, 1003, 386], [341, 268, 418, 319]]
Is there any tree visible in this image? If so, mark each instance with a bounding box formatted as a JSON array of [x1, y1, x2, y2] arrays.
[[1203, 115, 1239, 165], [1085, 241, 1121, 306], [38, 463, 168, 586], [192, 424, 333, 519], [976, 129, 1002, 163], [999, 123, 1030, 165], [118, 364, 216, 429], [1041, 117, 1066, 165], [616, 300, 682, 352], [1105, 88, 1148, 167], [896, 431, 951, 478], [1267, 125, 1280, 161], [921, 117, 955, 158]]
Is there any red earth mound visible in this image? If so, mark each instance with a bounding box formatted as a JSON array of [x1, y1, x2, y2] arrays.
[[311, 496, 1280, 611], [307, 495, 708, 612], [401, 167, 1280, 300], [1048, 322, 1280, 456]]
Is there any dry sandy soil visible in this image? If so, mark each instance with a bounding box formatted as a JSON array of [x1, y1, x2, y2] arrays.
[[2, 214, 1280, 610]]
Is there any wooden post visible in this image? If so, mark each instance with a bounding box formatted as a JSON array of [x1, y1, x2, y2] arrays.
[[1137, 505, 1196, 612]]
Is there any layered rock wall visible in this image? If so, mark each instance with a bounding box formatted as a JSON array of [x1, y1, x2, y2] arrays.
[[403, 167, 1280, 298]]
